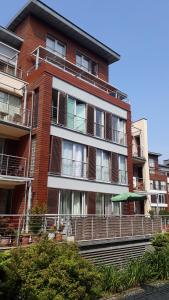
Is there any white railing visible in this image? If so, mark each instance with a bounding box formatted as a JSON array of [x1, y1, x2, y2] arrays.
[[0, 154, 27, 177], [0, 100, 31, 128], [0, 214, 167, 247], [31, 46, 129, 103]]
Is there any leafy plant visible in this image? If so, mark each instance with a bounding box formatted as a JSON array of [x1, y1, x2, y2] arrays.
[[29, 205, 47, 234]]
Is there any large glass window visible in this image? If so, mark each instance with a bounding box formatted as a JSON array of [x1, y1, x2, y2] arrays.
[[76, 52, 98, 75], [96, 193, 111, 215], [112, 115, 126, 145], [62, 141, 86, 178], [60, 190, 86, 215], [94, 108, 104, 138], [0, 91, 21, 118], [46, 36, 66, 57], [67, 96, 86, 133], [96, 149, 109, 182], [119, 155, 127, 184]]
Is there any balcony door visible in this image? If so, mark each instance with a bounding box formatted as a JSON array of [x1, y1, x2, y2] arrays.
[[67, 96, 86, 133], [0, 189, 12, 214], [62, 140, 86, 178]]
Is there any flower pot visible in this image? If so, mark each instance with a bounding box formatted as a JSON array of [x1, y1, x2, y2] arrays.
[[55, 232, 63, 242], [0, 236, 11, 247], [21, 235, 30, 245]]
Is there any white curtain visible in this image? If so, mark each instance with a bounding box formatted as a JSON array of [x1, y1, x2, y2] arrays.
[[74, 144, 84, 177], [102, 151, 109, 181], [96, 149, 102, 180], [67, 96, 75, 129], [119, 155, 127, 184], [62, 141, 73, 176]]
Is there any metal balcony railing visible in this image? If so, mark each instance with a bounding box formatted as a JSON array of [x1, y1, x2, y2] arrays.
[[0, 214, 166, 247], [0, 100, 31, 128], [133, 177, 145, 191], [0, 154, 27, 177], [112, 129, 127, 146], [61, 158, 87, 178], [31, 46, 129, 103]]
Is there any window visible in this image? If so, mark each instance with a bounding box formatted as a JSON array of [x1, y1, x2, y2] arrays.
[[46, 36, 66, 57], [155, 180, 160, 190], [112, 115, 126, 145], [160, 181, 166, 191], [94, 108, 104, 138], [158, 194, 166, 204], [112, 202, 121, 215], [119, 155, 127, 184], [76, 52, 98, 75], [149, 158, 155, 173], [30, 137, 36, 177], [60, 190, 86, 215], [62, 141, 86, 178], [96, 149, 109, 181], [67, 96, 86, 133], [150, 180, 153, 190], [0, 91, 21, 120], [96, 193, 111, 215], [0, 61, 15, 76]]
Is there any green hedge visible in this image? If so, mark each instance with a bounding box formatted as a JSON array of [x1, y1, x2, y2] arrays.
[[1, 233, 169, 299]]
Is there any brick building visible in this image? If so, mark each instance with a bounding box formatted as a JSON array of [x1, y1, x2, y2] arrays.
[[0, 0, 134, 216]]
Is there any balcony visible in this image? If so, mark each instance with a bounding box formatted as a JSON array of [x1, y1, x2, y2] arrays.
[[133, 177, 146, 192], [0, 154, 28, 187], [132, 144, 146, 164], [0, 100, 31, 138], [31, 46, 129, 103]]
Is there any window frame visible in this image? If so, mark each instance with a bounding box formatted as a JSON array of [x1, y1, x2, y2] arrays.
[[94, 108, 104, 138], [96, 149, 110, 182], [76, 51, 98, 76], [46, 35, 66, 58]]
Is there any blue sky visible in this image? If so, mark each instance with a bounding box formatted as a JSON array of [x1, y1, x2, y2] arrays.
[[1, 0, 169, 161]]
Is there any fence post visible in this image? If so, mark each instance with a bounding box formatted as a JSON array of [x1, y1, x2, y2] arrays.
[[142, 216, 144, 235], [106, 216, 109, 238], [16, 216, 22, 246], [119, 216, 122, 238], [131, 216, 134, 236], [91, 216, 94, 240]]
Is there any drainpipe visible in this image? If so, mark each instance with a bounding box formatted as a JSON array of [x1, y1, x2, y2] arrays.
[[23, 86, 27, 125]]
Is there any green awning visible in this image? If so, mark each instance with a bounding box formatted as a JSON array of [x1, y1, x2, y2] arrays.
[[111, 192, 147, 202]]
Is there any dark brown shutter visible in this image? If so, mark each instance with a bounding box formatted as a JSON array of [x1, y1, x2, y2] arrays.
[[47, 188, 59, 213], [58, 92, 67, 126], [88, 146, 96, 180], [49, 136, 62, 175], [87, 192, 96, 214], [111, 152, 119, 183], [105, 112, 112, 140], [87, 105, 94, 135]]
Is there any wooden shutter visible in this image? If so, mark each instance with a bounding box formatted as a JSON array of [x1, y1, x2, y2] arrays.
[[58, 92, 67, 126], [87, 105, 94, 135], [105, 112, 112, 140], [47, 188, 59, 214], [49, 136, 61, 175], [111, 152, 119, 183], [88, 146, 96, 180], [87, 192, 96, 214]]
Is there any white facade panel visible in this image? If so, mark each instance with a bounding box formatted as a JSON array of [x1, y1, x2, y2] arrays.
[[52, 77, 127, 119], [51, 125, 128, 155], [48, 175, 129, 194]]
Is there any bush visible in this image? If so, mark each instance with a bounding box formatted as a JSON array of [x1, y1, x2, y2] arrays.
[[0, 238, 102, 300]]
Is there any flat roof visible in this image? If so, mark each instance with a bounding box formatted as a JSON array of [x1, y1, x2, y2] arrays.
[[0, 26, 23, 49], [7, 0, 120, 64], [148, 151, 162, 157]]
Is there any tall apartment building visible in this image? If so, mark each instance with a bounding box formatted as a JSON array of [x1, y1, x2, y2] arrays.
[[132, 119, 169, 214], [0, 0, 134, 216]]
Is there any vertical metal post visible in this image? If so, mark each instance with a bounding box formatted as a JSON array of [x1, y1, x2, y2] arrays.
[[6, 155, 9, 175], [120, 216, 122, 238], [91, 216, 94, 240], [106, 216, 109, 238], [14, 53, 18, 77], [131, 216, 134, 236], [35, 48, 39, 70], [142, 216, 144, 235]]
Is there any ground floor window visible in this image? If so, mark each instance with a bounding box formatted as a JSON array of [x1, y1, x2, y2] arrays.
[[96, 193, 112, 215], [60, 190, 87, 215], [112, 202, 121, 215]]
